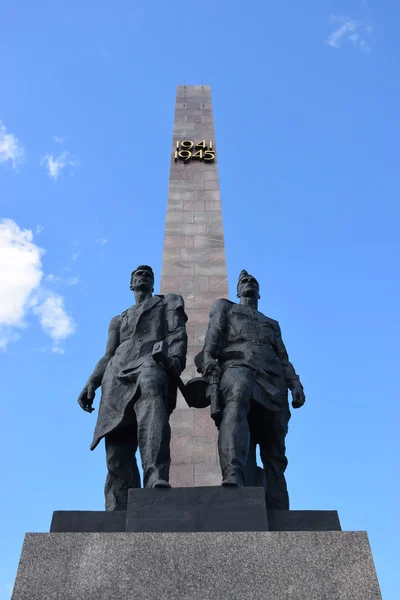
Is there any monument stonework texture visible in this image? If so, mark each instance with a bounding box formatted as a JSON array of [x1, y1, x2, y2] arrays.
[[160, 85, 228, 487], [11, 85, 383, 600]]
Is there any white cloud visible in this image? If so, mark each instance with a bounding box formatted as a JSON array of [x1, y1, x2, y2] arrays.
[[0, 219, 43, 340], [0, 121, 25, 168], [53, 136, 64, 144], [327, 15, 373, 51], [70, 251, 80, 261], [41, 150, 80, 180], [35, 224, 44, 235], [0, 219, 76, 351], [45, 273, 79, 286], [45, 273, 60, 283], [33, 292, 76, 350], [357, 39, 371, 52], [97, 237, 108, 245], [66, 276, 79, 286], [60, 255, 79, 273], [327, 16, 357, 48], [52, 346, 65, 354], [0, 329, 22, 350], [349, 33, 360, 43]]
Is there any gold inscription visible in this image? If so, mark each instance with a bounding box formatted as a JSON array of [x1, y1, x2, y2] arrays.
[[174, 140, 216, 163]]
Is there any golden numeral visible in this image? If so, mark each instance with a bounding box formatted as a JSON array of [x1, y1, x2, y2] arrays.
[[176, 141, 180, 149], [209, 141, 213, 150], [178, 150, 192, 161], [181, 140, 194, 150], [192, 149, 203, 160], [203, 150, 215, 162], [196, 140, 207, 149], [174, 151, 178, 161]]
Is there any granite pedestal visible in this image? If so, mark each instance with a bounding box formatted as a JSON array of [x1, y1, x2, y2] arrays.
[[12, 530, 381, 599], [13, 487, 381, 599]]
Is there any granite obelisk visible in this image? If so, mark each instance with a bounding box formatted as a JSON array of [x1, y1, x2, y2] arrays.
[[11, 84, 383, 600], [160, 85, 228, 487]]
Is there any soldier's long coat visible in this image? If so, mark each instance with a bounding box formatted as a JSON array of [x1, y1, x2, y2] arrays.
[[90, 294, 187, 450]]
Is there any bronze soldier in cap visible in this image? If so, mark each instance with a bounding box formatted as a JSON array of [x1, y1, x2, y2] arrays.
[[78, 266, 188, 510], [200, 270, 305, 509]]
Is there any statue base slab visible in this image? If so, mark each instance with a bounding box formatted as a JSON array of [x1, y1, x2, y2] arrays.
[[50, 486, 341, 533], [12, 530, 381, 599], [125, 486, 268, 532]]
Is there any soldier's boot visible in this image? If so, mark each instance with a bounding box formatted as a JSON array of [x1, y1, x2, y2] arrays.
[[221, 470, 245, 487], [151, 479, 171, 488]]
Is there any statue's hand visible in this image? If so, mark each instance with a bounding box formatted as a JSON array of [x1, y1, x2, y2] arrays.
[[291, 387, 305, 409], [78, 380, 96, 413], [202, 355, 220, 379], [166, 356, 183, 377]]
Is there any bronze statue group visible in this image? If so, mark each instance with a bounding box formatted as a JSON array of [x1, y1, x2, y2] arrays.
[[78, 266, 305, 511]]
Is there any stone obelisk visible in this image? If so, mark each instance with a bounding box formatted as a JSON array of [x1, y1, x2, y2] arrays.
[[11, 84, 383, 600], [160, 85, 228, 487]]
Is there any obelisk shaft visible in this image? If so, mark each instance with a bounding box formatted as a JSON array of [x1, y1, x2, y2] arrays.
[[160, 85, 228, 486]]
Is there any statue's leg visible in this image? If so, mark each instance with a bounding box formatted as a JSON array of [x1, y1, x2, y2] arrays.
[[259, 409, 289, 510], [134, 365, 170, 488], [244, 431, 258, 486], [218, 367, 252, 487], [104, 424, 140, 511], [245, 406, 267, 490]]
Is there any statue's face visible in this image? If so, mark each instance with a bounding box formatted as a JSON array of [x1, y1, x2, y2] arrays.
[[131, 268, 154, 293], [238, 273, 260, 299]]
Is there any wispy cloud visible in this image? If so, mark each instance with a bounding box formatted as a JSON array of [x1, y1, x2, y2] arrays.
[[60, 250, 80, 274], [97, 237, 108, 246], [32, 291, 76, 353], [327, 16, 357, 48], [41, 150, 80, 180], [45, 272, 80, 290], [45, 274, 61, 283], [53, 136, 64, 144], [66, 276, 79, 286], [326, 15, 373, 52], [52, 346, 65, 355], [0, 219, 76, 351], [0, 121, 25, 168], [46, 273, 79, 286]]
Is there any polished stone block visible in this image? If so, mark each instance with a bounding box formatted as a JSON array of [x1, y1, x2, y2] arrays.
[[126, 486, 268, 533], [50, 511, 126, 533], [12, 530, 382, 599], [267, 510, 341, 532]]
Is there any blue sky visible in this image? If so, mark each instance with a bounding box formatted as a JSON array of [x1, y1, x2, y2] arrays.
[[1, 0, 399, 597]]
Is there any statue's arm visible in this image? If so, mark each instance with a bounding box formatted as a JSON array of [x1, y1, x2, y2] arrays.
[[88, 315, 121, 388], [164, 296, 188, 375], [78, 315, 120, 413], [275, 323, 303, 391], [202, 299, 228, 372]]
